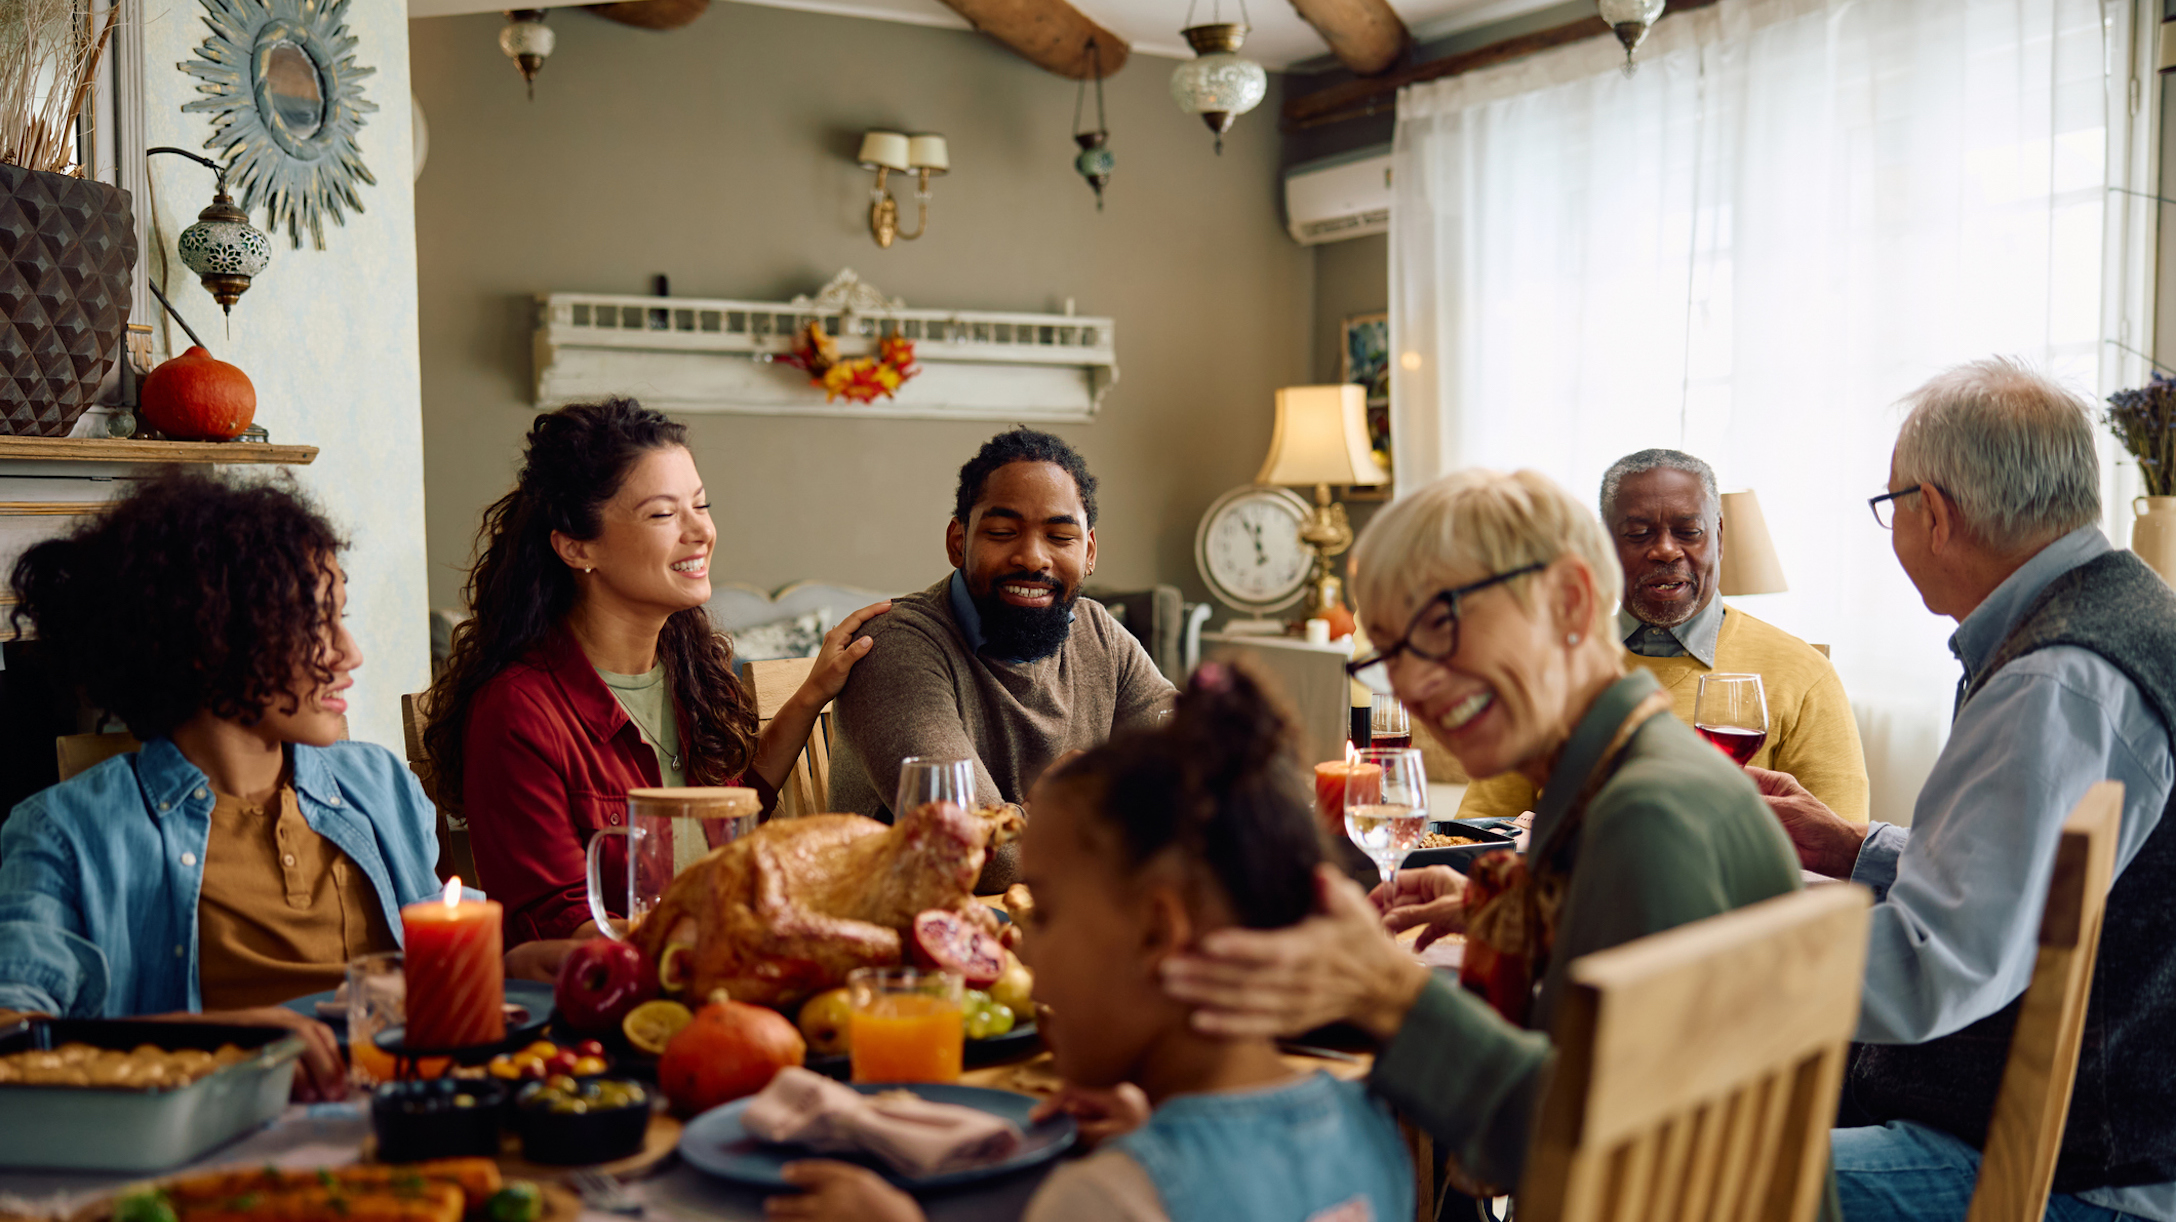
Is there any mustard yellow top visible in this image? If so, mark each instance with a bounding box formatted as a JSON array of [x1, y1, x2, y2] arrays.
[[197, 783, 398, 1010], [1456, 605, 1871, 823]]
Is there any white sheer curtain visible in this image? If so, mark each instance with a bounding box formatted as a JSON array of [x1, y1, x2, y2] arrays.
[[1389, 0, 2152, 820]]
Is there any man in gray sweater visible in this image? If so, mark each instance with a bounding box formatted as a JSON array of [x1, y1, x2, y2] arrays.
[[828, 428, 1177, 890]]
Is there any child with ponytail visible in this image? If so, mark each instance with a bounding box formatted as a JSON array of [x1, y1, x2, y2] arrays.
[[767, 662, 1414, 1222]]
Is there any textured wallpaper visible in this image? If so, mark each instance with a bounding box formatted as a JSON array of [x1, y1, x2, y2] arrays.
[[142, 0, 427, 754]]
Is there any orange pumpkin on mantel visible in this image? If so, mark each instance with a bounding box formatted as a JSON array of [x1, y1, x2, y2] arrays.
[[140, 346, 255, 441]]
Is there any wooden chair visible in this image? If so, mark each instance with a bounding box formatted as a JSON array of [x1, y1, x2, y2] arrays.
[[403, 691, 475, 885], [1516, 884, 1874, 1222], [1966, 781, 2121, 1222], [55, 731, 140, 781], [742, 657, 831, 819]]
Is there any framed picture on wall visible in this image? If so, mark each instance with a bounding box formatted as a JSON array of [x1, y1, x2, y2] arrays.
[[1340, 311, 1391, 500]]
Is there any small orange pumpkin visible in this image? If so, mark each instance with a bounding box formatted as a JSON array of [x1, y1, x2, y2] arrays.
[[140, 346, 256, 441], [656, 990, 805, 1116]]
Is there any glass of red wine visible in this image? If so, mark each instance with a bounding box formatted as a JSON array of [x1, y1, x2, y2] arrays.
[[1370, 693, 1412, 750], [1694, 673, 1769, 765]]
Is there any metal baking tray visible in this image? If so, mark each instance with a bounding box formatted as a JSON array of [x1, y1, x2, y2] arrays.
[[0, 1016, 303, 1172], [1403, 819, 1520, 874]]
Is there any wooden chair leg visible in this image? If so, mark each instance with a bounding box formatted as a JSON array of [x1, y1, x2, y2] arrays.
[[1401, 1118, 1435, 1222]]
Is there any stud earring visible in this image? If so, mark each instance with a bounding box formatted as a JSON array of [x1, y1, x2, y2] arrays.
[[583, 567, 595, 574], [1567, 632, 1581, 645]]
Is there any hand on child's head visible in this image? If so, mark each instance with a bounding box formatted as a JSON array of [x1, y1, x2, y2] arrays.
[[766, 1162, 922, 1222]]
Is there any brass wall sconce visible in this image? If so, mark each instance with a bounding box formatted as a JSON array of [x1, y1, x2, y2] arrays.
[[859, 130, 948, 248]]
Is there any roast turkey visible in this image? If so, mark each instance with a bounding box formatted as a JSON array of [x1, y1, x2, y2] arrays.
[[633, 801, 1023, 1011]]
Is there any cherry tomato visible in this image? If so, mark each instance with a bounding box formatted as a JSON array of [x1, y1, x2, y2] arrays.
[[576, 1040, 606, 1058], [571, 1056, 608, 1076]]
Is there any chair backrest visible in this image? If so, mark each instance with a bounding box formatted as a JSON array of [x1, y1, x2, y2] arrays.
[[1966, 780, 2122, 1222], [1518, 884, 1873, 1222], [55, 731, 140, 782], [403, 691, 475, 885], [741, 656, 829, 818]]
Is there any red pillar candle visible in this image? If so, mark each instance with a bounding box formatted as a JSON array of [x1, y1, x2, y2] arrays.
[[402, 879, 505, 1050], [1313, 759, 1382, 839]]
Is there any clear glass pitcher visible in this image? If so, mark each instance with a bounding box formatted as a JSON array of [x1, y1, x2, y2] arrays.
[[584, 786, 761, 939]]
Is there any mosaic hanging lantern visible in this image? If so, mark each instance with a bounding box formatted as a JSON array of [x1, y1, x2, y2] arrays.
[[1072, 38, 1115, 209], [1596, 0, 1665, 73], [500, 9, 554, 100], [1169, 3, 1266, 155]]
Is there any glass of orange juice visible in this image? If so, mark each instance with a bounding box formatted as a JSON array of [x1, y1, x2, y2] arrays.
[[345, 951, 404, 1087], [847, 966, 965, 1084]]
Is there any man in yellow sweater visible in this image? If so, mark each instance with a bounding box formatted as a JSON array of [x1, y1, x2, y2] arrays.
[[1457, 448, 1870, 821]]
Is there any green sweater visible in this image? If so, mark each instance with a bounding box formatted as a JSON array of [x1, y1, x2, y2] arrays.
[[1368, 669, 1802, 1187]]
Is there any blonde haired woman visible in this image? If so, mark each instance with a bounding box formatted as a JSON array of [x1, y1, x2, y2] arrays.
[[1162, 468, 1802, 1191]]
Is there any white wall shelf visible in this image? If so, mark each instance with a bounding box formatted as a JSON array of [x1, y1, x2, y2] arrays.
[[532, 270, 1119, 423]]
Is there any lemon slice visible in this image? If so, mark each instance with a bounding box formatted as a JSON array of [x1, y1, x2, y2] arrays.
[[622, 999, 694, 1055]]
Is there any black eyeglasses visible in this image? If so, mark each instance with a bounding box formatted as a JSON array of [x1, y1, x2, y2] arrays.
[[1868, 484, 1938, 530], [1346, 562, 1549, 678]]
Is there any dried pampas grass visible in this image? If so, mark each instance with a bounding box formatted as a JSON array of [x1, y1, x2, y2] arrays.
[[0, 0, 121, 175]]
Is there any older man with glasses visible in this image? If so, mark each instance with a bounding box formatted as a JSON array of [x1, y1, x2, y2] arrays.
[[1754, 358, 2176, 1222]]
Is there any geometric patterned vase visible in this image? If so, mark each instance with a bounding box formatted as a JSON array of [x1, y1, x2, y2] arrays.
[[0, 164, 138, 437]]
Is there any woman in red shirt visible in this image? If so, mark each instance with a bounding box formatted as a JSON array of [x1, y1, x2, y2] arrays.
[[425, 399, 886, 944]]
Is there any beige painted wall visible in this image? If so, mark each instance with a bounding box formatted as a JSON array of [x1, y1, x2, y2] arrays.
[[409, 4, 1313, 612], [1313, 233, 1387, 383]]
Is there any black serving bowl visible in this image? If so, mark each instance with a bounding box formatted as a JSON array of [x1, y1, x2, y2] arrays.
[[1402, 819, 1521, 875], [513, 1077, 650, 1166], [371, 1077, 509, 1162]]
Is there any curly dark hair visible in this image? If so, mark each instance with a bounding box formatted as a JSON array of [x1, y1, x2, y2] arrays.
[[953, 428, 1098, 528], [424, 398, 756, 808], [1048, 662, 1321, 930], [9, 470, 346, 739]]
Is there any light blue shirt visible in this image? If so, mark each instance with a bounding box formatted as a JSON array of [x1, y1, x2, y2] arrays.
[[1616, 595, 1725, 666], [0, 737, 444, 1018], [1847, 526, 2175, 1218]]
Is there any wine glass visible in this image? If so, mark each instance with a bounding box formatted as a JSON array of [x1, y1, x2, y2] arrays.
[[1370, 694, 1412, 750], [1345, 747, 1429, 889], [896, 756, 974, 820], [1693, 673, 1769, 765]]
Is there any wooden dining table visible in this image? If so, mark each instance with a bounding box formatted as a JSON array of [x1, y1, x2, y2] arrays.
[[0, 1039, 1384, 1222], [0, 906, 1457, 1222]]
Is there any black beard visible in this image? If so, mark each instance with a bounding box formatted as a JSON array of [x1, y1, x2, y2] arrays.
[[971, 574, 1079, 662]]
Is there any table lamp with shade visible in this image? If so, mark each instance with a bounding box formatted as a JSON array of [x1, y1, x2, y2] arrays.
[[1718, 489, 1787, 596], [1258, 385, 1389, 629]]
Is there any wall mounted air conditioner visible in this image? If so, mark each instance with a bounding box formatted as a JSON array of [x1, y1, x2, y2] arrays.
[[1283, 147, 1392, 245]]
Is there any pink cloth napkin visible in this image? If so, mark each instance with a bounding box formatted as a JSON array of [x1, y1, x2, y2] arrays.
[[741, 1067, 1023, 1177]]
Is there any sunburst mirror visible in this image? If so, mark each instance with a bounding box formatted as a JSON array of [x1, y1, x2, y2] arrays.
[[180, 0, 379, 250]]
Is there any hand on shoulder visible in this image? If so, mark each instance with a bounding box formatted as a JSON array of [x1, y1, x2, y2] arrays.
[[796, 600, 893, 706]]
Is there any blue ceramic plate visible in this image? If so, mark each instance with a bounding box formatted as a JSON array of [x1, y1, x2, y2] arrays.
[[679, 1082, 1076, 1190], [279, 980, 556, 1038]]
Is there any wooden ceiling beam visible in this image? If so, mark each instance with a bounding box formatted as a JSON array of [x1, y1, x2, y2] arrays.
[[586, 0, 710, 29], [1286, 0, 1409, 77], [1282, 0, 1715, 129], [935, 0, 1131, 79]]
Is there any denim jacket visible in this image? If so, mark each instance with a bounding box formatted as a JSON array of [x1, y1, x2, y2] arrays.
[[0, 737, 442, 1018]]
